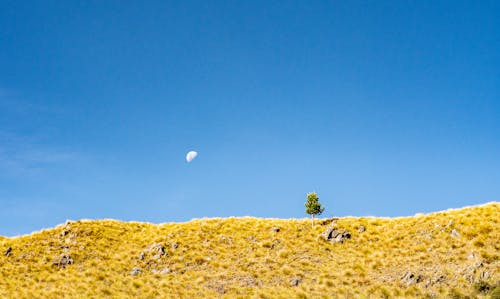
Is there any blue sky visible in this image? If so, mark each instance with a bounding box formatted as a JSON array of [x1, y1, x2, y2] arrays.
[[1, 1, 499, 236]]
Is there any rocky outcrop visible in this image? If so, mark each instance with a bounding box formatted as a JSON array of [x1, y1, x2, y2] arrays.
[[401, 272, 423, 286], [147, 243, 166, 259], [321, 227, 351, 243], [53, 254, 73, 268]]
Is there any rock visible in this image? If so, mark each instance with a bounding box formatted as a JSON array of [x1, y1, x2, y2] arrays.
[[160, 267, 170, 274], [322, 227, 351, 243], [271, 239, 281, 249], [451, 229, 460, 238], [152, 267, 170, 275], [53, 254, 73, 268], [424, 278, 431, 288], [131, 267, 141, 276], [60, 254, 73, 266], [171, 242, 179, 250], [358, 226, 366, 233], [334, 230, 351, 243], [4, 247, 12, 256], [60, 230, 70, 237], [138, 252, 145, 261], [271, 227, 280, 233], [148, 243, 166, 259], [480, 271, 490, 280], [290, 277, 302, 287], [401, 272, 422, 286], [153, 243, 166, 254], [322, 228, 334, 240], [159, 268, 170, 274], [434, 274, 445, 284]]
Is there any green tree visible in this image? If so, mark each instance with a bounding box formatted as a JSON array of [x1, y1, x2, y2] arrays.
[[305, 192, 325, 227]]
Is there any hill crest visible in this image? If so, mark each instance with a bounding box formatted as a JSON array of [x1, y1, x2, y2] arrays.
[[1, 202, 499, 298]]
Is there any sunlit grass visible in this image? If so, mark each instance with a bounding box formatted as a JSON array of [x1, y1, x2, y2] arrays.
[[0, 203, 498, 298]]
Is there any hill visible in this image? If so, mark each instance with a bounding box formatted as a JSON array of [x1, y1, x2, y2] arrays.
[[1, 203, 499, 298]]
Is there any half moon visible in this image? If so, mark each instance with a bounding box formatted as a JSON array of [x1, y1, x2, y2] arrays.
[[186, 151, 198, 162]]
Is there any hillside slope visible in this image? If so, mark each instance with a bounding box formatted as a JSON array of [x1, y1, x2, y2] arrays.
[[1, 203, 499, 298]]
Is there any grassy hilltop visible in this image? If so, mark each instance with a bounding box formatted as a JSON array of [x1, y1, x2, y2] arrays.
[[0, 203, 499, 298]]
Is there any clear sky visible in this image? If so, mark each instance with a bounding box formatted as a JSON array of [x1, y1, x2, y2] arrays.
[[1, 1, 499, 236]]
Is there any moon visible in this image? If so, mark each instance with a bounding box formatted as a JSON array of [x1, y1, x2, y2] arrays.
[[186, 151, 198, 163]]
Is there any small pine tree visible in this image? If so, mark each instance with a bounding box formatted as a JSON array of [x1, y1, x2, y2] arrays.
[[305, 192, 325, 227]]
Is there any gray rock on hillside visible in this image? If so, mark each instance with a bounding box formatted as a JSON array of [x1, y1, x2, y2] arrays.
[[434, 274, 446, 284], [4, 247, 12, 256], [148, 243, 166, 259], [321, 227, 351, 243], [131, 267, 142, 276], [321, 227, 333, 240], [152, 267, 170, 275], [451, 229, 460, 238], [171, 242, 179, 250], [290, 277, 302, 287], [53, 254, 73, 268], [401, 272, 423, 286]]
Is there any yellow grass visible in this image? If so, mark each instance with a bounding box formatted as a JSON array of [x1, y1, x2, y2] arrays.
[[0, 203, 499, 298]]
